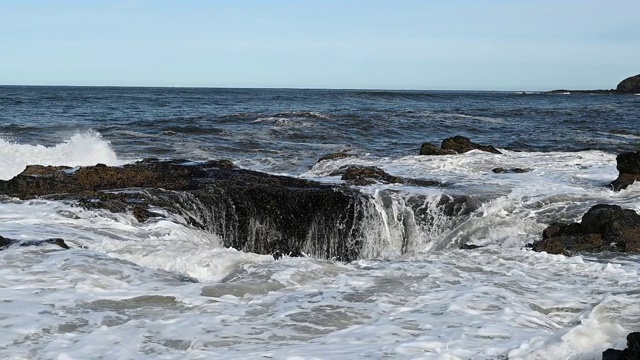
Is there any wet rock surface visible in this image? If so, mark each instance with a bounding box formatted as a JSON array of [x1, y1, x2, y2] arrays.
[[603, 332, 640, 360], [333, 165, 443, 187], [419, 143, 456, 156], [610, 151, 640, 191], [420, 135, 501, 155], [491, 167, 530, 174], [531, 204, 640, 255], [0, 159, 371, 260], [316, 152, 355, 163], [0, 235, 69, 250]]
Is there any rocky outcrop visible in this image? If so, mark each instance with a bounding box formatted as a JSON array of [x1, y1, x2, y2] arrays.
[[0, 159, 372, 261], [610, 151, 640, 191], [530, 204, 640, 255], [420, 136, 501, 155], [603, 332, 640, 360], [616, 74, 640, 94]]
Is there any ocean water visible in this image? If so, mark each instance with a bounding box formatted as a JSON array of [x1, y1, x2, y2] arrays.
[[0, 86, 639, 359]]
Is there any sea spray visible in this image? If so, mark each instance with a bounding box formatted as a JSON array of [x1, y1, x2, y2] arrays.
[[0, 131, 124, 180]]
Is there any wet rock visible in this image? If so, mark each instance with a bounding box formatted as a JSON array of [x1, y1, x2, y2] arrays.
[[0, 159, 368, 261], [0, 235, 69, 250], [441, 135, 502, 154], [336, 165, 442, 187], [317, 152, 354, 163], [491, 167, 530, 174], [460, 243, 482, 250], [0, 235, 11, 248], [419, 136, 501, 156], [419, 143, 456, 156], [531, 204, 640, 255], [603, 332, 640, 360], [132, 205, 156, 222], [610, 151, 640, 191]]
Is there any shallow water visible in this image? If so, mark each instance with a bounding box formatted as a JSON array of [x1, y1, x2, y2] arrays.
[[0, 86, 639, 359]]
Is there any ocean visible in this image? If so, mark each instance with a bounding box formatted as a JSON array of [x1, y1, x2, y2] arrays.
[[0, 86, 639, 359]]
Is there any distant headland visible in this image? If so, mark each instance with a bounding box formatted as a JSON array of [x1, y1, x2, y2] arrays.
[[548, 73, 640, 95]]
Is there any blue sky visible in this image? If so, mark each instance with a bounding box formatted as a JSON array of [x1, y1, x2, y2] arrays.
[[1, 0, 639, 90]]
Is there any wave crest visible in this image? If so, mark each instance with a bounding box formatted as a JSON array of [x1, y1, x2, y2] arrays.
[[0, 131, 124, 180]]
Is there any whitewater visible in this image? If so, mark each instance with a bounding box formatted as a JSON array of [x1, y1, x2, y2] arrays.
[[0, 86, 639, 359]]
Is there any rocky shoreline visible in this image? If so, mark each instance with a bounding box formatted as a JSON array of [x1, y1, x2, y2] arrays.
[[0, 136, 639, 260]]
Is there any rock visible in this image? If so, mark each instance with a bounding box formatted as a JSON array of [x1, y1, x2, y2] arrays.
[[132, 205, 156, 222], [610, 151, 640, 191], [491, 167, 530, 174], [616, 74, 640, 94], [317, 152, 354, 163], [336, 165, 442, 187], [603, 332, 640, 360], [21, 165, 73, 176], [0, 235, 12, 248], [419, 143, 456, 156], [418, 136, 501, 156], [0, 235, 69, 250], [460, 243, 482, 250], [531, 204, 640, 255], [0, 159, 369, 261], [441, 135, 502, 154]]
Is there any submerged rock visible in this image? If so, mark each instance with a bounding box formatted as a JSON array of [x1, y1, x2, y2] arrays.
[[0, 235, 69, 250], [333, 165, 442, 187], [610, 151, 640, 191], [491, 167, 530, 174], [316, 152, 354, 163], [531, 204, 640, 255]]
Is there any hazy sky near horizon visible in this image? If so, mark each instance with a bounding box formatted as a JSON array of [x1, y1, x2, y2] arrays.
[[2, 0, 639, 90]]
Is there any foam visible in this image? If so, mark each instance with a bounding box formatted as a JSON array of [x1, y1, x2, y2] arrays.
[[0, 131, 124, 180]]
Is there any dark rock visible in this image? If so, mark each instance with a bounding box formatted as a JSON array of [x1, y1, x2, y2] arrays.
[[610, 151, 640, 191], [0, 235, 12, 248], [419, 143, 456, 156], [336, 165, 442, 187], [616, 74, 640, 94], [491, 167, 530, 174], [317, 152, 354, 163], [132, 205, 156, 222], [460, 243, 482, 250], [0, 235, 69, 250], [0, 159, 368, 261], [441, 135, 502, 154], [603, 332, 640, 360], [602, 348, 625, 360], [532, 204, 640, 255]]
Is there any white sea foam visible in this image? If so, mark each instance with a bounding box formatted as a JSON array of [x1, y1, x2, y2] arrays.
[[0, 131, 125, 180], [1, 149, 639, 359]]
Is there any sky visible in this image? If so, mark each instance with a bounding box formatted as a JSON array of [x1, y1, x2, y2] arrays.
[[1, 0, 639, 90]]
